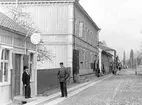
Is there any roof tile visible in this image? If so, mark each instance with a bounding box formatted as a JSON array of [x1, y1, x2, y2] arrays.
[[0, 12, 28, 35]]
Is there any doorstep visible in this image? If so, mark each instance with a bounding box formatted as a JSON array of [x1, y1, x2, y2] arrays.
[[7, 96, 38, 105]]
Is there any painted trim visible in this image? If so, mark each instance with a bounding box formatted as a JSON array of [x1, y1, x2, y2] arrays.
[[28, 50, 36, 53], [1, 0, 76, 4], [20, 55, 23, 96], [0, 47, 12, 86], [1, 45, 13, 49]]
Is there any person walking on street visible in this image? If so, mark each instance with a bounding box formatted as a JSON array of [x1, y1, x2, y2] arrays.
[[22, 66, 31, 99], [57, 62, 69, 97], [96, 62, 100, 77]]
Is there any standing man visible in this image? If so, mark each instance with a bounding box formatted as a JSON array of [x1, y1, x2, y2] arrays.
[[96, 62, 100, 77], [93, 60, 96, 73], [22, 66, 31, 99], [57, 62, 69, 97]]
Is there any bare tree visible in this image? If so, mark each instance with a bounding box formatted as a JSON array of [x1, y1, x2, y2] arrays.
[[7, 6, 53, 62], [7, 6, 38, 32]]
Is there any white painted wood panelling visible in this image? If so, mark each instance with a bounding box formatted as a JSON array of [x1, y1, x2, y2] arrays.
[[42, 35, 68, 44], [23, 3, 73, 34], [0, 85, 11, 104], [37, 44, 68, 69]]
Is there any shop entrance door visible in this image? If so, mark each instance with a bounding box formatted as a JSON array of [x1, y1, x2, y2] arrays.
[[15, 54, 21, 96]]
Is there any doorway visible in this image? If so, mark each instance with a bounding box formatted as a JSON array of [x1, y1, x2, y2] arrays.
[[73, 49, 79, 75], [14, 54, 21, 96]]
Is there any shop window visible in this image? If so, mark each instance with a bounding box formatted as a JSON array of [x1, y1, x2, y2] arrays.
[[0, 49, 9, 82]]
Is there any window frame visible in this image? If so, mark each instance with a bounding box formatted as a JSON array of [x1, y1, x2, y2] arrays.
[[28, 51, 35, 82], [79, 21, 84, 38], [0, 47, 11, 86]]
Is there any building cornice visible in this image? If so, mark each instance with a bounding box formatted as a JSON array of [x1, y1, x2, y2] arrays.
[[0, 0, 77, 5], [74, 2, 100, 31]]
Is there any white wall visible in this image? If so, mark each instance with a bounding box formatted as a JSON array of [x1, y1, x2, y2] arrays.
[[21, 3, 74, 70], [0, 85, 11, 104], [37, 44, 68, 69]]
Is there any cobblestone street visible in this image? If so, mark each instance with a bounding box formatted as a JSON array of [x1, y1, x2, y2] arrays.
[[43, 69, 142, 105]]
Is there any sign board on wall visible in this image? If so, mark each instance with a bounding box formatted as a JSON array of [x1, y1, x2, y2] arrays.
[[30, 33, 41, 45]]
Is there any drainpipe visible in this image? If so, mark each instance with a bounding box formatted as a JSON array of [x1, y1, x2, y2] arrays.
[[99, 48, 102, 73], [97, 29, 101, 73], [113, 50, 116, 71]]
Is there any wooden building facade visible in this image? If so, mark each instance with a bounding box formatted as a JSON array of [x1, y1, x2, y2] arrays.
[[0, 0, 100, 77], [0, 12, 37, 104]]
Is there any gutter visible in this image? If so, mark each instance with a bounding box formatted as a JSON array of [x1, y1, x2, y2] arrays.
[[0, 25, 30, 37]]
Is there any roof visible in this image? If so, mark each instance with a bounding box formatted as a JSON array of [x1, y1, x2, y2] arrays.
[[99, 45, 115, 52], [99, 45, 115, 57], [0, 12, 28, 36], [102, 50, 113, 57]]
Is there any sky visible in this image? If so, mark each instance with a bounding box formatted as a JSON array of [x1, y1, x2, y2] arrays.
[[80, 0, 142, 60]]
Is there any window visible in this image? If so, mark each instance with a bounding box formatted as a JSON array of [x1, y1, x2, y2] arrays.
[[79, 22, 84, 37], [29, 53, 34, 80], [0, 49, 9, 83], [84, 25, 86, 31]]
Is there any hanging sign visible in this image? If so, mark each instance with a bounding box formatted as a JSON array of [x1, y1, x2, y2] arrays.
[[30, 33, 41, 45]]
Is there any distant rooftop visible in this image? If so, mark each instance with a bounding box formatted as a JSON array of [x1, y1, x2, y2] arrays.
[[99, 45, 115, 52]]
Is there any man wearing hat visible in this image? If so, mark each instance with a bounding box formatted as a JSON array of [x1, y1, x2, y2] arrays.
[[22, 66, 31, 98]]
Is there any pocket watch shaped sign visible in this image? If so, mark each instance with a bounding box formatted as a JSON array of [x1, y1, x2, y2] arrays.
[[30, 33, 41, 45]]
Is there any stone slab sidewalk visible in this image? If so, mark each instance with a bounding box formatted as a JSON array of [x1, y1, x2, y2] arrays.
[[8, 73, 110, 105]]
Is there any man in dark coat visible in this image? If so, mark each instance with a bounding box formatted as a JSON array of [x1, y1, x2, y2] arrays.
[[22, 66, 31, 98], [57, 62, 69, 97], [96, 62, 100, 77]]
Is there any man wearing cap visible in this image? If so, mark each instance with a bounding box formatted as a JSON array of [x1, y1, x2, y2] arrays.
[[57, 62, 69, 97]]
